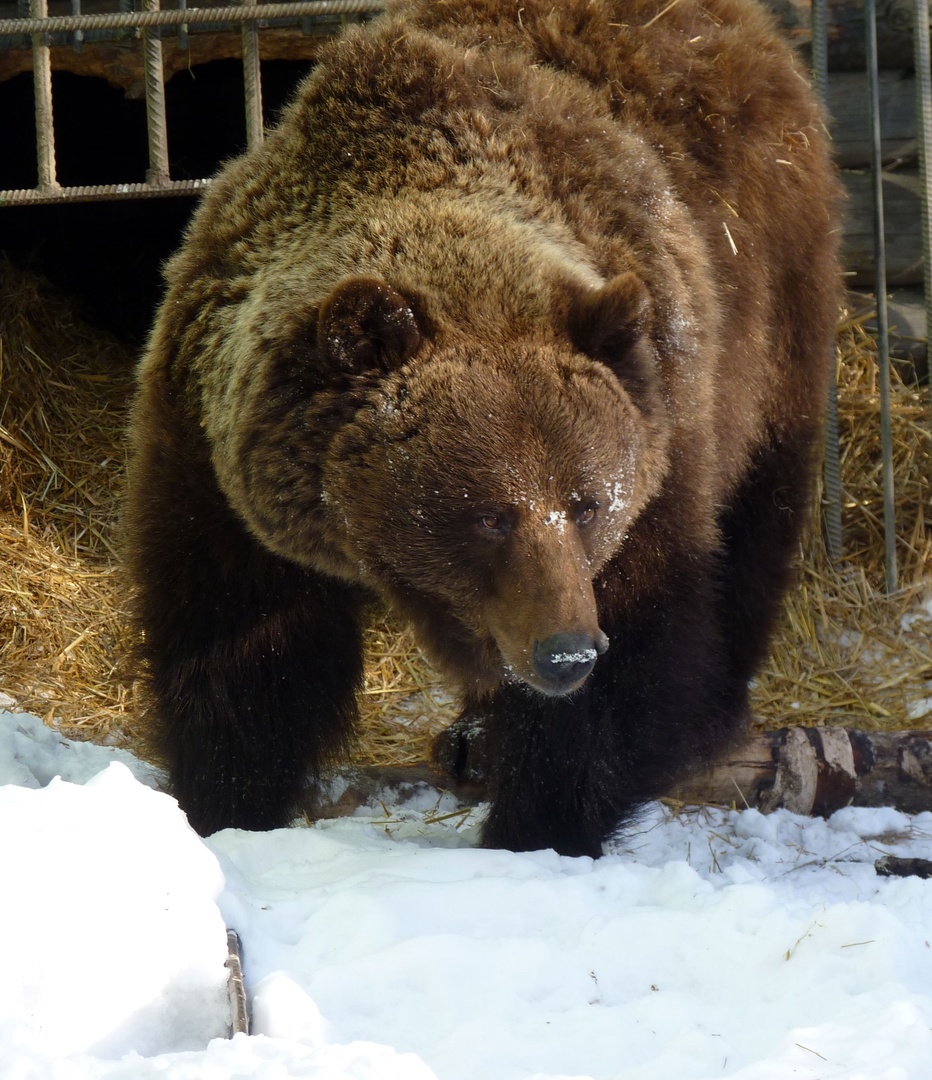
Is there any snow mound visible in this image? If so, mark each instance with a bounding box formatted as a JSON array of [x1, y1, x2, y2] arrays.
[[2, 708, 932, 1079]]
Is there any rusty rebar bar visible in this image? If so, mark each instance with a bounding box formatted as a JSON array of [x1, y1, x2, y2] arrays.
[[30, 0, 58, 192], [915, 0, 932, 382], [142, 0, 170, 186], [69, 0, 83, 52], [0, 0, 384, 36], [0, 179, 211, 206], [241, 0, 264, 152], [811, 0, 844, 562], [866, 0, 898, 592]]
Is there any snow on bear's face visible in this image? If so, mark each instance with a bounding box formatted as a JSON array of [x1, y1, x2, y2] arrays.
[[319, 277, 672, 695]]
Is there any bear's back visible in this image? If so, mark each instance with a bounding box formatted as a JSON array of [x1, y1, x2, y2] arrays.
[[154, 0, 839, 501]]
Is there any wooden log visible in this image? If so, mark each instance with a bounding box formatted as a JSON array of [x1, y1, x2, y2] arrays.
[[310, 727, 932, 821], [841, 168, 923, 286], [674, 727, 932, 816], [224, 929, 250, 1037], [876, 856, 932, 878], [828, 70, 916, 168], [0, 28, 327, 94], [768, 0, 923, 71]]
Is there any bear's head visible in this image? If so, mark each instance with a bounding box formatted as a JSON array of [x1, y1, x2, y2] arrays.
[[318, 275, 671, 697]]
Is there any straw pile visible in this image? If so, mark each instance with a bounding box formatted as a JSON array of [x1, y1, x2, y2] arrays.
[[753, 312, 932, 732], [0, 258, 140, 737], [0, 257, 451, 760], [0, 257, 929, 768]]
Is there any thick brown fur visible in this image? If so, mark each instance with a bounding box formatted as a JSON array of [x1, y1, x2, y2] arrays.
[[126, 0, 841, 852]]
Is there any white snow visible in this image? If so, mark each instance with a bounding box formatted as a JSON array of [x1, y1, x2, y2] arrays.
[[549, 650, 598, 664], [907, 696, 932, 722], [542, 510, 567, 533], [2, 706, 932, 1079]]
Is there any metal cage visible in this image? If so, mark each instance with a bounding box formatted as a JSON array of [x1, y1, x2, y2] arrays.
[[0, 0, 385, 203]]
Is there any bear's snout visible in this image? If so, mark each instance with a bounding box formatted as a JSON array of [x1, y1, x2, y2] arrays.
[[532, 630, 609, 695]]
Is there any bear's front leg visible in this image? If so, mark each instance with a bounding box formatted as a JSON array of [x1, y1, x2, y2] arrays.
[[477, 559, 748, 858], [127, 393, 366, 836], [476, 684, 633, 859]]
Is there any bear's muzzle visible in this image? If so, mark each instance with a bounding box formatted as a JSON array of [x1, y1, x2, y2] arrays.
[[531, 630, 610, 695]]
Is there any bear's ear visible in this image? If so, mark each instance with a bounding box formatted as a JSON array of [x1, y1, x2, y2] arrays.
[[318, 277, 422, 374], [567, 271, 652, 369]]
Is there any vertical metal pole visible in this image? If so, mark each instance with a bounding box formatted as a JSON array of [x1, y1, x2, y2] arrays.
[[811, 0, 844, 562], [142, 0, 171, 186], [811, 0, 829, 98], [70, 0, 83, 53], [178, 0, 189, 52], [242, 0, 264, 152], [866, 0, 898, 592], [17, 0, 30, 49], [915, 0, 932, 382], [30, 0, 58, 192]]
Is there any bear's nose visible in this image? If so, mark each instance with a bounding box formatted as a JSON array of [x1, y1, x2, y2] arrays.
[[532, 631, 608, 693]]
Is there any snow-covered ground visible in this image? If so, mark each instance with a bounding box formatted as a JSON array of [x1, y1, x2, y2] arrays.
[[2, 706, 932, 1080]]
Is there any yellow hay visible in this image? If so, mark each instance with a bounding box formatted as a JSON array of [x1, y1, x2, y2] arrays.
[[754, 316, 932, 731]]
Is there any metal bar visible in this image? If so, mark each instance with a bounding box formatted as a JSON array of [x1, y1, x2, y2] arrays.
[[70, 0, 83, 53], [810, 0, 844, 562], [821, 356, 844, 560], [178, 0, 189, 50], [810, 0, 828, 97], [242, 0, 264, 151], [0, 179, 212, 206], [142, 0, 171, 185], [915, 0, 932, 382], [866, 0, 898, 593], [30, 0, 58, 192], [0, 0, 385, 35]]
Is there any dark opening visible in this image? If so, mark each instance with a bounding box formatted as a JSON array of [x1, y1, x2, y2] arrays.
[[0, 59, 313, 343]]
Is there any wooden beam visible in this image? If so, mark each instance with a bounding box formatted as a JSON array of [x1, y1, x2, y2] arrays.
[[309, 727, 932, 823], [842, 168, 923, 286]]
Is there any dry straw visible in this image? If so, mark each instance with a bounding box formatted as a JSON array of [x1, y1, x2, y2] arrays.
[[753, 312, 931, 731], [1, 257, 929, 769]]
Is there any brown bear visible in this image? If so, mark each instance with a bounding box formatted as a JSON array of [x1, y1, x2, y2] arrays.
[[126, 0, 841, 856]]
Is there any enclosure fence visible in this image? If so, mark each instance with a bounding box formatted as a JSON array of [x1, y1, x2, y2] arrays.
[[0, 0, 386, 202], [0, 0, 929, 588]]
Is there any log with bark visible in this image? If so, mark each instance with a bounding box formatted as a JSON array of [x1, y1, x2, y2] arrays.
[[310, 727, 932, 821], [225, 929, 250, 1037], [841, 168, 923, 287]]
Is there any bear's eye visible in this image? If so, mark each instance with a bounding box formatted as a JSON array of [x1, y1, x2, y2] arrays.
[[574, 503, 599, 528], [475, 512, 510, 536]]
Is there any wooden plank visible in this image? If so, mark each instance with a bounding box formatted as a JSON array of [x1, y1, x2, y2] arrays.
[[769, 0, 922, 71], [841, 168, 923, 286], [0, 29, 328, 93], [828, 70, 916, 167]]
